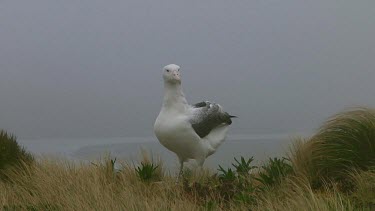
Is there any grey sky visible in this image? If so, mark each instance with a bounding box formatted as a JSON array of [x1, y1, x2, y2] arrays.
[[1, 1, 374, 138]]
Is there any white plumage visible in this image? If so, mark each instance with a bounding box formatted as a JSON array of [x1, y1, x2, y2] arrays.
[[154, 64, 235, 181]]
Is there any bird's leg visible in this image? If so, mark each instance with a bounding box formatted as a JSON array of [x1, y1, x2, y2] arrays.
[[195, 158, 205, 176], [176, 160, 184, 184], [196, 158, 205, 169]]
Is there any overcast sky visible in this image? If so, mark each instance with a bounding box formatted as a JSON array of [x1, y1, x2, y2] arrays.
[[1, 1, 374, 139]]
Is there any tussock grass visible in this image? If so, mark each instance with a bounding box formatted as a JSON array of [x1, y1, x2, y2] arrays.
[[255, 175, 356, 211], [1, 156, 369, 211], [1, 108, 375, 210], [350, 170, 375, 208], [0, 157, 203, 211], [0, 130, 34, 181], [290, 108, 375, 189]]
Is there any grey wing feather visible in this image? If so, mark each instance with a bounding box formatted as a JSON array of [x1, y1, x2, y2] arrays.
[[193, 101, 208, 108], [190, 101, 235, 138]]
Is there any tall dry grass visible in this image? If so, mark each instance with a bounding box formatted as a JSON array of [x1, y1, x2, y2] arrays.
[[0, 157, 204, 211], [1, 108, 375, 210], [350, 170, 375, 208], [254, 175, 356, 211], [290, 108, 375, 189], [1, 155, 372, 210], [0, 130, 34, 181]]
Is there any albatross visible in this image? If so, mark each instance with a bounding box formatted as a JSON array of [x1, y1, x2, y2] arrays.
[[154, 64, 236, 182]]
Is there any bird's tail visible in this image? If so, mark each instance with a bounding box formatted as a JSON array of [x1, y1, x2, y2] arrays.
[[203, 125, 229, 157]]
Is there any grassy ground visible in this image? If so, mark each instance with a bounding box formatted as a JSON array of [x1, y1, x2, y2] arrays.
[[1, 156, 374, 210], [0, 108, 374, 210]]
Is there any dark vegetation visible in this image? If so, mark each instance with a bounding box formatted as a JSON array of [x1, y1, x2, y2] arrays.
[[0, 130, 33, 180]]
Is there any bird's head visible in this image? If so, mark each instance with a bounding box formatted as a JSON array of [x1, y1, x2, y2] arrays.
[[163, 64, 181, 84]]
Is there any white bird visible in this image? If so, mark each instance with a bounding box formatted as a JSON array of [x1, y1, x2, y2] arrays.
[[154, 64, 236, 181]]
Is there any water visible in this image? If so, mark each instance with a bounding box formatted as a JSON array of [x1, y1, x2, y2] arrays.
[[18, 134, 296, 170]]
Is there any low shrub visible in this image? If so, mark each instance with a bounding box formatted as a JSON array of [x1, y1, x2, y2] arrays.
[[256, 157, 293, 188], [135, 162, 159, 181]]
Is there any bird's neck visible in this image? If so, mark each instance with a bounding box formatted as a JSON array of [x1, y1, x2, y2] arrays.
[[163, 82, 188, 112]]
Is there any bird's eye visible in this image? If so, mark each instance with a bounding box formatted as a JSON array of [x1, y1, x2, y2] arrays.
[[177, 69, 180, 71], [166, 69, 170, 72]]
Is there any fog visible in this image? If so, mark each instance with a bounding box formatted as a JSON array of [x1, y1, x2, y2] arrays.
[[1, 1, 374, 139]]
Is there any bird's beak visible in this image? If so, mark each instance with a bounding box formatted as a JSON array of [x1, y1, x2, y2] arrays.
[[173, 71, 181, 81]]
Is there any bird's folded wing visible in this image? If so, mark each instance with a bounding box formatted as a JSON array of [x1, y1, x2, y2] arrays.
[[189, 101, 233, 138]]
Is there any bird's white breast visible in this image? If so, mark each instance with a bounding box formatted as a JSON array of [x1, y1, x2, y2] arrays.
[[154, 110, 204, 160]]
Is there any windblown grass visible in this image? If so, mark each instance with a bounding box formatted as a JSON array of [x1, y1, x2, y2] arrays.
[[0, 130, 34, 181], [1, 108, 375, 210], [0, 158, 202, 211], [290, 108, 375, 189], [1, 156, 371, 211], [254, 176, 356, 211], [350, 170, 375, 208]]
